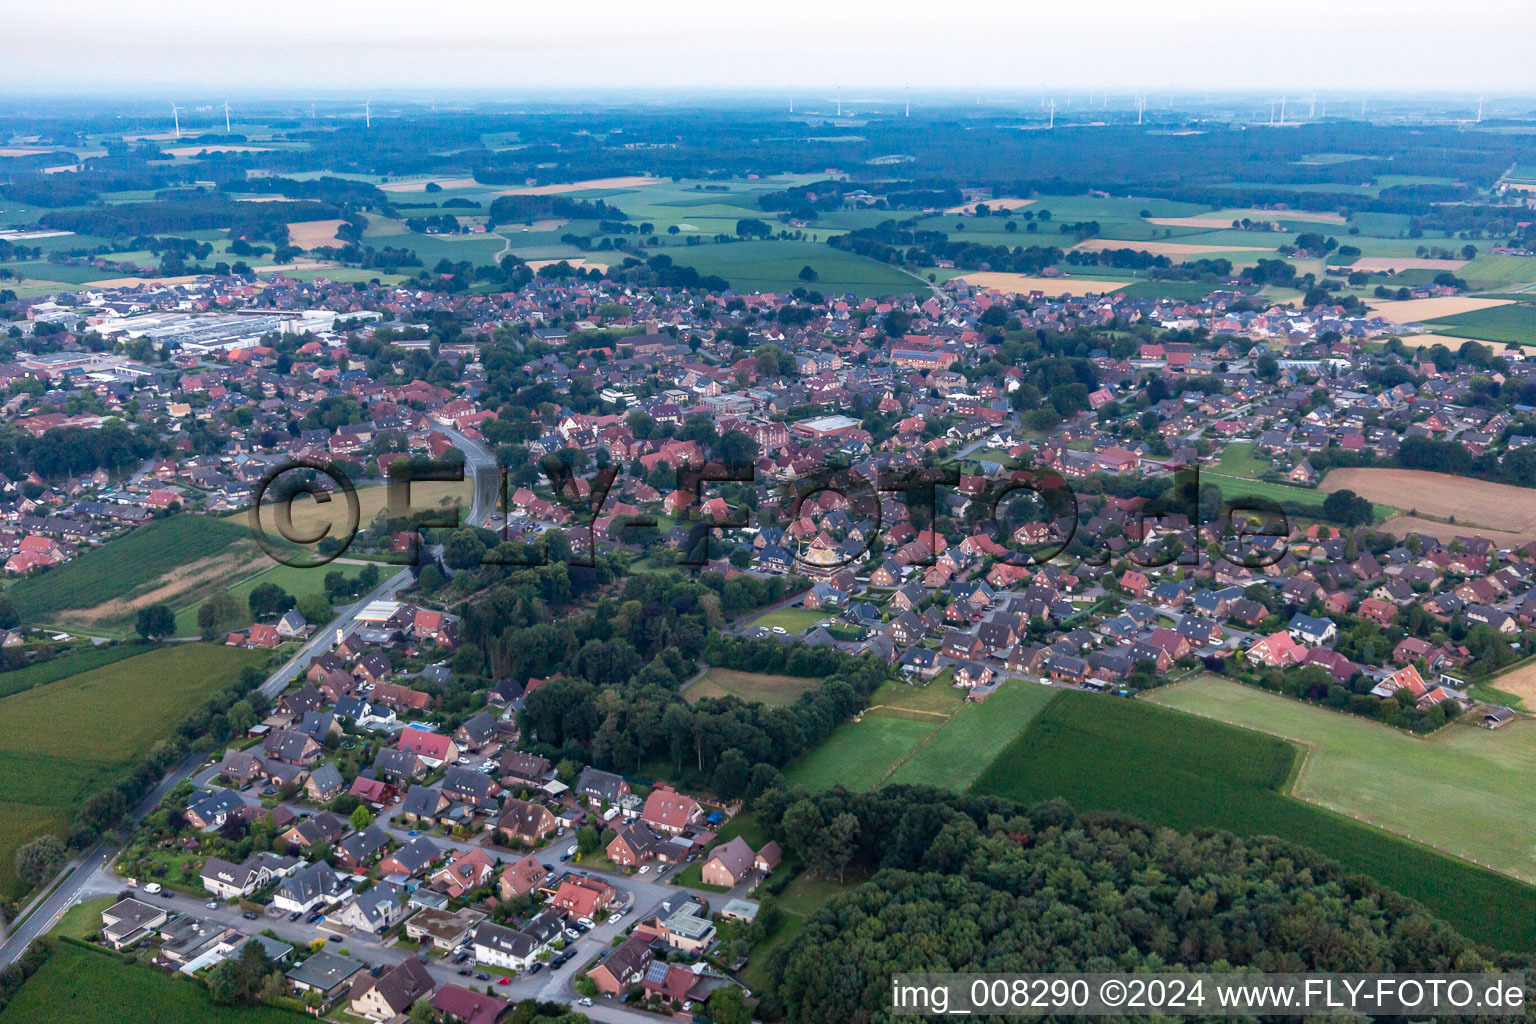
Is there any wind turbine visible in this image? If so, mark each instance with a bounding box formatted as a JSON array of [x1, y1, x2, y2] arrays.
[[1309, 92, 1317, 118], [835, 83, 841, 118], [1477, 95, 1484, 122], [1048, 98, 1055, 129], [788, 81, 794, 114], [170, 102, 181, 138], [1278, 95, 1287, 124], [310, 101, 316, 119], [223, 99, 231, 133], [904, 80, 910, 118], [365, 100, 371, 129], [1136, 95, 1145, 125]]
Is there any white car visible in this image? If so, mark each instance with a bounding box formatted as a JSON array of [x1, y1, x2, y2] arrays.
[[566, 844, 577, 857], [772, 626, 788, 635], [637, 865, 651, 875], [579, 998, 594, 1007], [142, 883, 162, 895]]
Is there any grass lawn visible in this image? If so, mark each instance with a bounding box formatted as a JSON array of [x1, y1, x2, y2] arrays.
[[672, 862, 732, 893], [970, 688, 1536, 952], [666, 239, 922, 299], [685, 667, 822, 707], [885, 681, 1060, 791], [0, 643, 268, 902], [7, 516, 264, 637], [1147, 675, 1536, 882], [747, 607, 826, 634], [54, 895, 117, 939], [1214, 441, 1277, 480], [783, 715, 938, 792], [0, 942, 312, 1024]]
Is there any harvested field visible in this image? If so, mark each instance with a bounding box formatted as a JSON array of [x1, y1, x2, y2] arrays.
[[1491, 661, 1536, 706], [1350, 257, 1468, 273], [1322, 468, 1536, 541], [1393, 333, 1519, 357], [958, 272, 1127, 296], [945, 197, 1035, 214], [1369, 296, 1512, 323], [526, 257, 610, 273], [511, 218, 569, 231], [0, 147, 58, 156], [286, 219, 346, 248], [274, 479, 471, 536], [1073, 238, 1270, 257], [1378, 516, 1534, 548], [1210, 207, 1348, 224]]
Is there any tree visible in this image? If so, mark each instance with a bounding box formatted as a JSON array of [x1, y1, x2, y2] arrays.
[[575, 976, 600, 999], [298, 592, 332, 626], [248, 582, 294, 620], [198, 591, 241, 638], [577, 825, 601, 856], [709, 987, 752, 1024], [1322, 488, 1374, 527], [444, 529, 488, 571], [797, 265, 818, 282], [0, 593, 17, 629], [15, 835, 66, 888], [135, 603, 176, 640], [350, 805, 374, 830], [409, 999, 439, 1024]]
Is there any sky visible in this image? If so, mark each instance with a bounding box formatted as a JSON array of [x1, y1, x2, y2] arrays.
[[2, 0, 1534, 95]]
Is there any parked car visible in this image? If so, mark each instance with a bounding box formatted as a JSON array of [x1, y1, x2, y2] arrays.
[[498, 977, 511, 986], [457, 968, 472, 977], [637, 865, 650, 874], [453, 952, 469, 964], [205, 902, 219, 910], [159, 890, 175, 899], [289, 911, 303, 922], [579, 997, 594, 1007], [566, 844, 577, 857], [142, 883, 162, 895], [772, 626, 788, 635], [327, 935, 342, 943], [528, 963, 543, 975], [242, 912, 258, 920], [476, 974, 490, 981]]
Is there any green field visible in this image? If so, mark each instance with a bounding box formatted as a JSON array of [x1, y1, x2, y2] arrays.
[[784, 678, 1056, 792], [0, 644, 149, 700], [172, 559, 369, 637], [748, 607, 827, 633], [1148, 676, 1536, 882], [0, 643, 268, 900], [1426, 302, 1536, 346], [7, 515, 266, 636], [666, 240, 922, 298], [885, 681, 1059, 790], [970, 689, 1536, 952], [685, 668, 823, 707], [0, 942, 311, 1024]]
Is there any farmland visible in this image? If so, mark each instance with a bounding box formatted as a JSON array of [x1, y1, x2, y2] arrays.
[[0, 643, 268, 900], [172, 559, 371, 638], [969, 689, 1536, 951], [0, 643, 148, 700], [1321, 468, 1536, 541], [685, 668, 823, 707], [0, 942, 311, 1024], [1147, 675, 1536, 882], [784, 678, 1057, 792], [1424, 302, 1536, 347], [5, 515, 267, 636]]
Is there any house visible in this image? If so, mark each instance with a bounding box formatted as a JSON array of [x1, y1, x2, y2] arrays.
[[1357, 598, 1397, 626], [441, 765, 500, 806], [396, 726, 459, 767], [498, 798, 557, 845], [379, 835, 442, 879], [499, 750, 554, 788], [335, 825, 392, 869], [953, 661, 994, 689], [406, 907, 488, 952], [577, 766, 630, 806], [185, 788, 246, 830], [754, 842, 782, 873], [551, 877, 616, 920], [607, 823, 666, 867], [472, 921, 542, 971], [200, 856, 274, 900], [701, 836, 757, 888], [332, 885, 405, 934], [273, 861, 348, 915], [1287, 612, 1337, 646], [652, 899, 715, 953], [430, 985, 509, 1024], [286, 951, 366, 1002], [1245, 630, 1305, 668], [100, 898, 167, 950], [453, 712, 498, 752], [432, 848, 496, 898], [348, 957, 433, 1021], [498, 854, 550, 899], [265, 728, 322, 767], [374, 747, 427, 784], [641, 784, 702, 834], [587, 934, 655, 996], [1371, 664, 1429, 699], [304, 763, 345, 804]]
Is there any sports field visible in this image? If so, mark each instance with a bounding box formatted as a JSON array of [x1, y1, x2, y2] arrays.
[[747, 607, 826, 634], [0, 643, 268, 899], [685, 668, 823, 707], [969, 689, 1536, 951], [1148, 675, 1536, 882]]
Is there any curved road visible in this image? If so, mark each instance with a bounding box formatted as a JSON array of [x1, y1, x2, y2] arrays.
[[0, 428, 501, 966]]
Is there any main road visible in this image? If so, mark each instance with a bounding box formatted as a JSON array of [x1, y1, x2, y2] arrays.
[[0, 428, 501, 966]]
